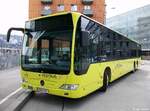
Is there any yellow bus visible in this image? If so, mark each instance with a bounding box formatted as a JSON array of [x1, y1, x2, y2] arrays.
[[7, 12, 141, 98]]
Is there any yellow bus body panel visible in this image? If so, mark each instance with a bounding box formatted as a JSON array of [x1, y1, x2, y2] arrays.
[[21, 58, 141, 98]]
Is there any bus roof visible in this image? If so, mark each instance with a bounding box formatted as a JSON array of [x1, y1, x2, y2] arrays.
[[28, 11, 140, 46]]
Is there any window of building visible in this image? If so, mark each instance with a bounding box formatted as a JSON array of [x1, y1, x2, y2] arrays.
[[57, 4, 64, 11], [71, 4, 77, 11], [84, 5, 91, 10], [44, 5, 50, 10]]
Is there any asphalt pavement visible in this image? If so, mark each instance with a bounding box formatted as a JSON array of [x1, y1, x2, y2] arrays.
[[0, 67, 21, 101]]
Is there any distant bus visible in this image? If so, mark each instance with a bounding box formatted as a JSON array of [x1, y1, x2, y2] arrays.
[[7, 12, 141, 98]]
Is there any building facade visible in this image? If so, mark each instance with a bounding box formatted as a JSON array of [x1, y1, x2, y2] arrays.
[[29, 0, 106, 24], [106, 5, 150, 54]]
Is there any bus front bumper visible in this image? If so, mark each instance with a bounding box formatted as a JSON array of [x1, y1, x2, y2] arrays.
[[22, 83, 85, 99]]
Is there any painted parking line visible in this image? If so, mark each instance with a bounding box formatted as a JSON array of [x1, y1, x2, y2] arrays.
[[0, 87, 22, 105]]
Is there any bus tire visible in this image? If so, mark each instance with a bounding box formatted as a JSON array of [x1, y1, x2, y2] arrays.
[[101, 68, 110, 92], [136, 61, 138, 69]]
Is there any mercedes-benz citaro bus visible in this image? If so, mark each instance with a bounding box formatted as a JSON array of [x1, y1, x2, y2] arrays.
[[7, 12, 141, 98]]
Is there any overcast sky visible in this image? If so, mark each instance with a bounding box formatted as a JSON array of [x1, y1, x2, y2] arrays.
[[0, 0, 28, 35], [0, 0, 150, 34], [106, 0, 150, 18]]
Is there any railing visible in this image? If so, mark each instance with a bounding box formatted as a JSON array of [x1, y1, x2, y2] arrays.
[[41, 0, 52, 4], [82, 0, 93, 5], [0, 48, 21, 70]]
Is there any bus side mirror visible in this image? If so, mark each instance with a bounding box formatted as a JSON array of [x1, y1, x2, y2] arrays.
[[81, 31, 90, 47], [7, 27, 25, 42]]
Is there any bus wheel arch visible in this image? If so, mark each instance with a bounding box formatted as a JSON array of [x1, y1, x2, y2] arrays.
[[101, 67, 111, 92]]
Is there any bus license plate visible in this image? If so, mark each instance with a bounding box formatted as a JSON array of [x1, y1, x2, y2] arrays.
[[37, 88, 48, 93]]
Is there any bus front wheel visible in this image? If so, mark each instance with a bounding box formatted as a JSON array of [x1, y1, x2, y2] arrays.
[[101, 69, 110, 92]]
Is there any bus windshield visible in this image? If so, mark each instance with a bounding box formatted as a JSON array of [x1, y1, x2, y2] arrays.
[[21, 14, 73, 74]]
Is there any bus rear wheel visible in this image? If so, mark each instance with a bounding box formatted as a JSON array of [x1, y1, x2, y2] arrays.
[[133, 62, 136, 72], [101, 69, 110, 92], [136, 61, 139, 70]]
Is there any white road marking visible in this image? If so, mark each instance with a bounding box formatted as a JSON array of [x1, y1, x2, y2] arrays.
[[0, 87, 22, 105]]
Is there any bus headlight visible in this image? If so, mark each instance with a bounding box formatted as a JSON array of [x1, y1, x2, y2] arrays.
[[60, 84, 79, 90]]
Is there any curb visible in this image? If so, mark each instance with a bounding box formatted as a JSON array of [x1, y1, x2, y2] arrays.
[[0, 89, 33, 111]]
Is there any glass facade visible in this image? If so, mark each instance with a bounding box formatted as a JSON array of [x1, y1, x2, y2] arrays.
[[106, 4, 150, 50]]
